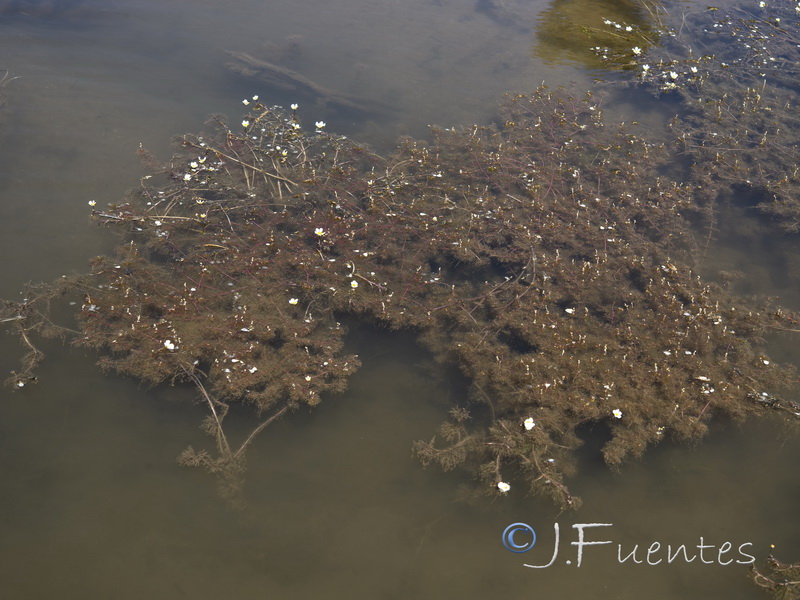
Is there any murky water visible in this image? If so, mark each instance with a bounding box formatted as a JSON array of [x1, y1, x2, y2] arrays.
[[1, 0, 798, 598]]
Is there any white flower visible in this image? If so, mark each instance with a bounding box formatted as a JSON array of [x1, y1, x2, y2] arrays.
[[612, 409, 623, 419], [304, 375, 312, 382], [497, 481, 511, 493], [252, 95, 259, 101], [524, 417, 535, 431], [690, 66, 698, 73], [16, 381, 25, 388], [88, 200, 97, 207], [642, 64, 650, 72], [290, 103, 299, 110], [669, 71, 678, 79], [242, 119, 250, 128], [632, 46, 642, 55], [184, 173, 192, 181], [350, 280, 359, 289], [288, 297, 299, 305], [315, 121, 326, 129], [189, 161, 198, 169], [242, 99, 250, 105], [565, 308, 575, 314], [314, 227, 325, 236], [164, 339, 176, 351]]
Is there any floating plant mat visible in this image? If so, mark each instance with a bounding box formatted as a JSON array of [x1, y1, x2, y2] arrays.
[[2, 0, 800, 553], [4, 84, 798, 501], [595, 0, 800, 232]]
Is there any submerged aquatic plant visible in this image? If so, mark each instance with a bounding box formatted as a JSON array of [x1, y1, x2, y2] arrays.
[[3, 81, 798, 508], [1, 0, 800, 523], [752, 554, 800, 600], [606, 0, 800, 233]]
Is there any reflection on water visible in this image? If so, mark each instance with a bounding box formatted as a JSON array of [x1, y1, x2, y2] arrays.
[[0, 0, 798, 598]]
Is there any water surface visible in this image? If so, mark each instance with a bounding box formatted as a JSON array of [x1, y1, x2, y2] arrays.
[[1, 0, 798, 598]]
